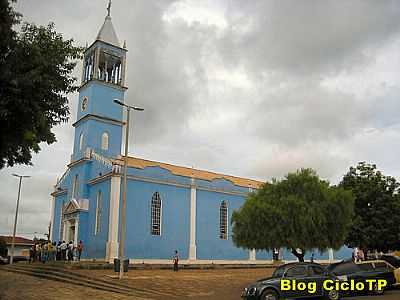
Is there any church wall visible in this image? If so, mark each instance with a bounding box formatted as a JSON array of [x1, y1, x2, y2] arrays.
[[196, 190, 249, 260], [85, 119, 122, 156], [52, 193, 68, 242], [334, 245, 353, 259], [85, 179, 111, 259], [127, 165, 192, 186], [255, 250, 273, 260], [78, 212, 89, 258], [77, 81, 124, 122], [196, 178, 250, 194], [124, 179, 191, 259]]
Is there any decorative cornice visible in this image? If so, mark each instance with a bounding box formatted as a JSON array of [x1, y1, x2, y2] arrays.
[[51, 189, 68, 197], [125, 174, 249, 196], [88, 172, 114, 185], [85, 39, 128, 55], [78, 78, 127, 92], [67, 157, 91, 168], [72, 114, 124, 128], [114, 156, 264, 189]]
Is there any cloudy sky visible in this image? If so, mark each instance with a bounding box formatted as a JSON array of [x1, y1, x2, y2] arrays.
[[1, 0, 400, 239]]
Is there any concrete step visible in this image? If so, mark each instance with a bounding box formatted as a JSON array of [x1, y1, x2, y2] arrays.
[[0, 265, 153, 298], [7, 264, 134, 292]]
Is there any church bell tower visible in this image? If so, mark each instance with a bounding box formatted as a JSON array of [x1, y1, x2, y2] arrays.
[[72, 1, 127, 161]]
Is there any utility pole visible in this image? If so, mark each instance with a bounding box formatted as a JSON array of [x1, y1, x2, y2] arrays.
[[114, 99, 143, 279], [10, 174, 30, 264]]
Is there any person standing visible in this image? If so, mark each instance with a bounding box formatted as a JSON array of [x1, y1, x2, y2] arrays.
[[172, 250, 179, 272], [56, 241, 61, 261], [29, 245, 35, 263], [353, 247, 359, 262], [77, 240, 83, 261], [273, 248, 279, 261], [61, 241, 67, 261], [358, 249, 365, 261], [68, 241, 74, 261]]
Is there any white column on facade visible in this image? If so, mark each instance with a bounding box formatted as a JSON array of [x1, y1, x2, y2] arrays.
[[249, 249, 256, 261], [328, 248, 334, 262], [121, 56, 126, 86], [49, 195, 55, 241], [74, 218, 79, 245], [106, 175, 121, 262], [62, 221, 67, 242], [189, 177, 197, 261]]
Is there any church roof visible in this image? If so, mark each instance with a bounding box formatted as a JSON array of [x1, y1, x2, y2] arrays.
[[120, 156, 265, 189], [96, 15, 120, 47], [0, 236, 34, 246]]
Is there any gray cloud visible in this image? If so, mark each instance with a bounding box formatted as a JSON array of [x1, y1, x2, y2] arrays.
[[221, 0, 400, 76]]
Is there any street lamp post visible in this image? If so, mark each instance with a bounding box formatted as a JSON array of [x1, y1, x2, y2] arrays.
[[10, 174, 30, 264], [114, 99, 143, 279]]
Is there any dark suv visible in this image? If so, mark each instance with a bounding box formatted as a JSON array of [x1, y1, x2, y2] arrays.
[[242, 262, 340, 300]]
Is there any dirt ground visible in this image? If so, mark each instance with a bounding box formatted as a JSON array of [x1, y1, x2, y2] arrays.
[[1, 267, 400, 300], [0, 267, 273, 300]]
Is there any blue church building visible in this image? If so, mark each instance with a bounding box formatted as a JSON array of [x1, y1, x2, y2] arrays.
[[50, 6, 351, 264]]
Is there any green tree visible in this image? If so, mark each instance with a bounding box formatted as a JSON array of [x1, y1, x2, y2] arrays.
[[0, 0, 82, 168], [232, 168, 354, 262], [340, 162, 400, 253]]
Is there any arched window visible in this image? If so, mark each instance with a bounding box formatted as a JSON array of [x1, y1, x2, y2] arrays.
[[220, 200, 228, 240], [79, 133, 84, 151], [101, 132, 109, 150], [151, 192, 162, 236], [95, 190, 102, 235]]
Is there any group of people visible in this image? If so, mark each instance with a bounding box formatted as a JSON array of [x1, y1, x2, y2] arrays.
[[29, 240, 84, 263]]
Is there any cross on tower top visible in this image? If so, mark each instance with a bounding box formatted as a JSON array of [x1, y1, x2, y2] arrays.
[[107, 0, 112, 17]]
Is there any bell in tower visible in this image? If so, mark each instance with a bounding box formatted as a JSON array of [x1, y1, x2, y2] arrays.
[[81, 0, 126, 88]]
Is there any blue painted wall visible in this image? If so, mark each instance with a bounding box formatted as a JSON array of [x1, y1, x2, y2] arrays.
[[78, 211, 89, 258], [85, 179, 111, 259], [334, 246, 353, 260], [196, 189, 248, 260], [123, 179, 191, 259], [52, 193, 68, 241]]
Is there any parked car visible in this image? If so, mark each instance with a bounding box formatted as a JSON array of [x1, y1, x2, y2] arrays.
[[380, 255, 400, 268], [8, 256, 29, 263], [241, 262, 340, 300], [327, 259, 396, 295], [0, 255, 8, 264]]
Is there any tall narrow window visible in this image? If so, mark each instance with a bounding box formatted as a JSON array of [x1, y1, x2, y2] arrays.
[[79, 133, 84, 151], [220, 200, 228, 239], [101, 132, 109, 150], [151, 192, 162, 236], [95, 190, 102, 235], [72, 174, 79, 199]]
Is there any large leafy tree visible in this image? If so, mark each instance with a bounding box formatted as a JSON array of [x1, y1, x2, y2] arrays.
[[232, 169, 354, 262], [0, 0, 82, 168], [340, 162, 400, 253]]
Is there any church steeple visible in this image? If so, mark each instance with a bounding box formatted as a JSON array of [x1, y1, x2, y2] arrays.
[[72, 1, 127, 161], [96, 0, 120, 47], [81, 0, 127, 87]]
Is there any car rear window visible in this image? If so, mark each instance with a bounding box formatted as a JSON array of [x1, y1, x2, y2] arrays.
[[374, 262, 393, 271], [357, 263, 374, 271], [272, 267, 285, 278], [330, 263, 361, 275], [286, 266, 307, 277], [309, 266, 325, 275]]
